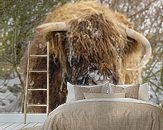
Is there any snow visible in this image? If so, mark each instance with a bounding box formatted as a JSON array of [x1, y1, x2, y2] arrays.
[[0, 77, 21, 113], [0, 77, 20, 86]]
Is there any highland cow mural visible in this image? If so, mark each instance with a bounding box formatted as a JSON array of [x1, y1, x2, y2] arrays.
[[23, 1, 151, 113]]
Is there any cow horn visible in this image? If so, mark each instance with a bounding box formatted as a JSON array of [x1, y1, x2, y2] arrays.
[[36, 22, 68, 33], [125, 28, 152, 70]]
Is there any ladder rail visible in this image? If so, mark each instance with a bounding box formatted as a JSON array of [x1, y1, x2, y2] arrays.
[[47, 42, 50, 115], [24, 42, 31, 124]]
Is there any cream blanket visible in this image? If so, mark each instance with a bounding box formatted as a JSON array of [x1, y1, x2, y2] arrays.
[[42, 98, 163, 130]]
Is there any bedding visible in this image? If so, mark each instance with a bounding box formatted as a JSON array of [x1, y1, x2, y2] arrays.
[[67, 82, 150, 103], [66, 82, 111, 102], [42, 98, 163, 130], [160, 100, 163, 107], [73, 85, 102, 100], [139, 83, 150, 101], [111, 83, 150, 101]]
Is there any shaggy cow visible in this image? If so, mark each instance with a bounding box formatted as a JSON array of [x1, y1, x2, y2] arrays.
[[23, 1, 151, 113]]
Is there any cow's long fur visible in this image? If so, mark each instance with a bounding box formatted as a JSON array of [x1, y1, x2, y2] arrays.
[[22, 1, 142, 113]]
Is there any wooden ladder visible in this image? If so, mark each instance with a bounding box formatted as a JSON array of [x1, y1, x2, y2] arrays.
[[24, 41, 50, 124]]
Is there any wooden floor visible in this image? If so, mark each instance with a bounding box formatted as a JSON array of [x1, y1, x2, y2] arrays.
[[0, 114, 46, 130], [0, 122, 43, 130]]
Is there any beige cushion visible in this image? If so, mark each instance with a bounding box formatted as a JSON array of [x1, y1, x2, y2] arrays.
[[110, 83, 150, 101], [73, 86, 102, 100], [66, 82, 111, 102], [84, 93, 126, 99], [111, 84, 140, 99]]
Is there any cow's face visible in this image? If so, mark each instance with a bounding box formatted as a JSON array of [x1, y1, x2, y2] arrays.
[[36, 13, 151, 84]]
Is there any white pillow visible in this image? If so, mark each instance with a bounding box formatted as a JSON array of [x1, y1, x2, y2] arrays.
[[138, 83, 150, 101], [66, 82, 76, 103], [66, 81, 111, 103]]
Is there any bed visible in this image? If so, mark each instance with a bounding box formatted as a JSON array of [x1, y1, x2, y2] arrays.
[[42, 83, 163, 130], [42, 98, 163, 130]]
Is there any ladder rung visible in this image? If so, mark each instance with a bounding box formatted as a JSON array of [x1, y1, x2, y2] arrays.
[[27, 104, 47, 107], [28, 88, 47, 91], [30, 55, 47, 57], [29, 70, 47, 73]]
